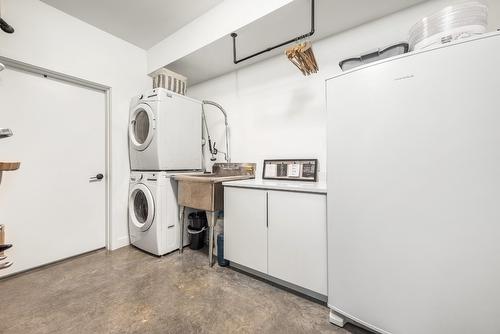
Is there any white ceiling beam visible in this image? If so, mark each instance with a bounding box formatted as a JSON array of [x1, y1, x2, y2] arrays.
[[146, 0, 294, 74]]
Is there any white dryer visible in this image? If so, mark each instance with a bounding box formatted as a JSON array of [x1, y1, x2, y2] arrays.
[[128, 171, 185, 255], [129, 88, 202, 171]]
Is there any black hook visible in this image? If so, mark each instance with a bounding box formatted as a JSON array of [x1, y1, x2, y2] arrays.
[[0, 17, 14, 34]]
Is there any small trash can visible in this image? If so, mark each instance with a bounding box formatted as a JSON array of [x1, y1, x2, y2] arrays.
[[187, 212, 207, 250]]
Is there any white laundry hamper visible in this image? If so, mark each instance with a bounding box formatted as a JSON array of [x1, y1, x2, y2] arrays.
[[149, 68, 187, 95]]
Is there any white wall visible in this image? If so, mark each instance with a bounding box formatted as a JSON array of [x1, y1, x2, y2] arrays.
[[189, 0, 500, 182], [0, 0, 497, 252], [0, 0, 150, 250]]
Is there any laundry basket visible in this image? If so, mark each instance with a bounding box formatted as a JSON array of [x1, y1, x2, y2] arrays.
[[149, 68, 187, 95]]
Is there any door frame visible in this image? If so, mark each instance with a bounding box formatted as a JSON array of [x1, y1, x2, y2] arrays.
[[0, 55, 113, 250]]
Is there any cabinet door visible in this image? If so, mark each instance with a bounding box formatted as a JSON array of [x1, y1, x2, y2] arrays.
[[224, 187, 268, 273], [268, 191, 327, 295]]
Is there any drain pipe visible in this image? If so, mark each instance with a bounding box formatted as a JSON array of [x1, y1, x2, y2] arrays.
[[202, 100, 230, 163]]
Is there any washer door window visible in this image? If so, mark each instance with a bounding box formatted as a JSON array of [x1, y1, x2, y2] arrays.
[[129, 104, 155, 151], [129, 183, 155, 232]]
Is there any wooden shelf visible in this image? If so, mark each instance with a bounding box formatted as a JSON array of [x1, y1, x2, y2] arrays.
[[0, 162, 21, 171]]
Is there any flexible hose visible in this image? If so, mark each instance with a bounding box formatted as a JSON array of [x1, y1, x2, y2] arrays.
[[202, 100, 230, 163]]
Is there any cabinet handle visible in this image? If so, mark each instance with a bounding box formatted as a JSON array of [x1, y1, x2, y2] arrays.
[[266, 192, 269, 228]]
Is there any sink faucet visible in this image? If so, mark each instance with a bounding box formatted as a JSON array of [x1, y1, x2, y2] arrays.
[[0, 128, 12, 139], [202, 101, 230, 163]]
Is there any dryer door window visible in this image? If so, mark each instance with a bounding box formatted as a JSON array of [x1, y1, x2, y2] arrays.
[[129, 184, 155, 232], [129, 104, 155, 151]]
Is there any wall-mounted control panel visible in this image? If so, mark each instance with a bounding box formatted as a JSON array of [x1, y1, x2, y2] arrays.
[[263, 159, 318, 182]]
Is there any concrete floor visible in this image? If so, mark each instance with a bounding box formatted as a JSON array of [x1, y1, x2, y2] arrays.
[[0, 246, 371, 334]]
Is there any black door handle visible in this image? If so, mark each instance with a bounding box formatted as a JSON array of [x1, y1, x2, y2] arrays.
[[89, 173, 104, 181]]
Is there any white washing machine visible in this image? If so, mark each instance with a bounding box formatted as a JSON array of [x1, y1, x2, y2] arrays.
[[128, 171, 187, 255], [129, 88, 203, 171]]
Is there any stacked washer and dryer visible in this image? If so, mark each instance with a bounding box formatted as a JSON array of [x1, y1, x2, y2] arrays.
[[128, 88, 202, 255]]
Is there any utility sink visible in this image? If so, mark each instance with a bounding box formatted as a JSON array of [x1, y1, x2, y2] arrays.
[[175, 163, 256, 211], [175, 163, 256, 267]]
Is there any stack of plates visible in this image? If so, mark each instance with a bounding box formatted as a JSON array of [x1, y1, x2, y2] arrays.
[[409, 1, 488, 51]]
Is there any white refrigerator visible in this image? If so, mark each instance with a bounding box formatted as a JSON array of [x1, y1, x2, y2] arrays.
[[326, 32, 500, 334]]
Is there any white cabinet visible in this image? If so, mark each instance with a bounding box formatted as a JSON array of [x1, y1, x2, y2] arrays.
[[224, 186, 327, 295], [224, 187, 268, 273], [268, 191, 327, 295]]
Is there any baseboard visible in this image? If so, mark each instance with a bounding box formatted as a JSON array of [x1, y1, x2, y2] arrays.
[[111, 236, 130, 250], [0, 248, 105, 280], [230, 262, 327, 303]]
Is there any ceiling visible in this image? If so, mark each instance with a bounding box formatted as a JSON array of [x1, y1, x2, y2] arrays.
[[40, 0, 429, 83], [168, 0, 428, 85], [40, 0, 224, 49]]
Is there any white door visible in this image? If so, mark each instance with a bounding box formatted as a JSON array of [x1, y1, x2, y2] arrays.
[[224, 187, 268, 273], [0, 66, 106, 277], [267, 190, 327, 294]]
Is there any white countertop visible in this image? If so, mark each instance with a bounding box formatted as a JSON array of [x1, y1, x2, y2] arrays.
[[222, 179, 327, 194]]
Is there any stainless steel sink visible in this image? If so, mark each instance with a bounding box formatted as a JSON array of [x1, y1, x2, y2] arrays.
[[174, 163, 256, 267], [175, 163, 256, 211]]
